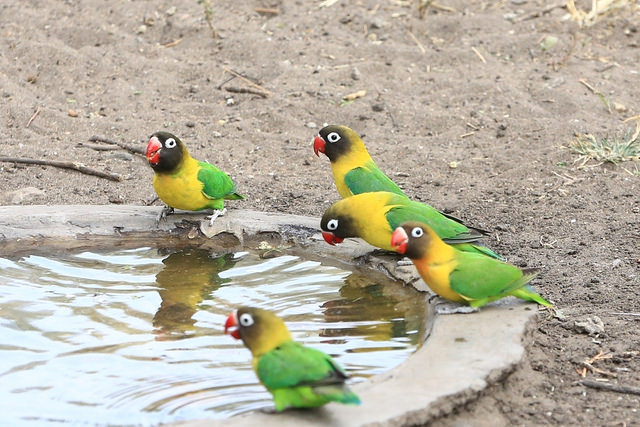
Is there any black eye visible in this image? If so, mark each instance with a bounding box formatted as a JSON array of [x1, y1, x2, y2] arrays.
[[239, 313, 254, 327], [327, 219, 339, 231], [165, 138, 177, 149], [411, 227, 424, 238], [326, 132, 341, 143]]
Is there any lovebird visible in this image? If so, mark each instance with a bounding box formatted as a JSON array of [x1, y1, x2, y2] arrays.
[[313, 124, 405, 198], [390, 221, 553, 308], [145, 131, 243, 222], [224, 306, 361, 411], [320, 191, 501, 259]]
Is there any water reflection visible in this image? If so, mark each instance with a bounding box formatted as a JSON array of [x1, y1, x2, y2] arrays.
[[153, 249, 237, 338], [0, 247, 426, 424], [320, 274, 425, 346]]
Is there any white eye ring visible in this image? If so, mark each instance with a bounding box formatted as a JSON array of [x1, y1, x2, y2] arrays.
[[239, 313, 254, 327], [165, 138, 177, 149], [410, 227, 424, 238], [327, 219, 339, 231], [326, 132, 341, 143]]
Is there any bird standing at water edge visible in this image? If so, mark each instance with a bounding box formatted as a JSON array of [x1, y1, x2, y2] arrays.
[[320, 191, 500, 259], [224, 306, 361, 411], [313, 124, 405, 198], [146, 131, 243, 223], [390, 221, 553, 308]]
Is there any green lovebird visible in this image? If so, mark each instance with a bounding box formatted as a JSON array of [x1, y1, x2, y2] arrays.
[[313, 124, 405, 198], [224, 307, 361, 411], [145, 131, 243, 222], [390, 221, 553, 308], [320, 192, 501, 259]]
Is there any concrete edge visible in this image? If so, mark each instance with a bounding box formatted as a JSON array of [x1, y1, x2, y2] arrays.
[[0, 205, 538, 426]]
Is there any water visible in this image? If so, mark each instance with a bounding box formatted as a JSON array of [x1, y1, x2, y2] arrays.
[[0, 246, 426, 425]]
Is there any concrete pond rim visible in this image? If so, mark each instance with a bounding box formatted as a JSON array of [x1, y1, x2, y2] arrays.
[[0, 205, 539, 426]]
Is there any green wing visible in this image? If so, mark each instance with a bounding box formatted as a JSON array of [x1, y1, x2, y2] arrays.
[[257, 341, 347, 390], [344, 162, 405, 196], [197, 161, 244, 200], [448, 252, 529, 300], [384, 195, 482, 243]]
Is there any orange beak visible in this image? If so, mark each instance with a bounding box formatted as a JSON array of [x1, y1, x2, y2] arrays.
[[146, 136, 162, 165], [224, 311, 240, 339], [313, 135, 326, 157], [391, 227, 409, 254], [322, 231, 344, 246]]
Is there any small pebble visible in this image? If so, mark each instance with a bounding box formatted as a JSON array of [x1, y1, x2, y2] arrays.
[[306, 122, 317, 129]]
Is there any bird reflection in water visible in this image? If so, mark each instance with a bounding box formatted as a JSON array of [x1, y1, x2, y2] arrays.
[[153, 248, 237, 339], [319, 274, 425, 346]]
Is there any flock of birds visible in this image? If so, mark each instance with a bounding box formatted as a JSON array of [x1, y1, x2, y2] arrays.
[[144, 125, 553, 411]]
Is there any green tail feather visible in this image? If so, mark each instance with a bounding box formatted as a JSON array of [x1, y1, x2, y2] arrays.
[[314, 385, 361, 405], [225, 192, 244, 200], [510, 285, 553, 307], [468, 270, 552, 308]]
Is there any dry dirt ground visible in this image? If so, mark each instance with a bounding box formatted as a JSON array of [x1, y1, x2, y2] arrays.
[[1, 0, 639, 425]]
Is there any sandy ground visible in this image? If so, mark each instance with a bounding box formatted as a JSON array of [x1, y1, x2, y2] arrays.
[[1, 0, 639, 425]]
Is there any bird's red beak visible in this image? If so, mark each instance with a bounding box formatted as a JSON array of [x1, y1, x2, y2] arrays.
[[391, 227, 409, 254], [322, 231, 344, 246], [313, 135, 326, 157], [224, 311, 240, 339], [146, 136, 162, 165]]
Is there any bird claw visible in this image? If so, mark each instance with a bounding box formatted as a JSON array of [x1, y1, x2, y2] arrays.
[[206, 208, 227, 226], [156, 206, 174, 225]]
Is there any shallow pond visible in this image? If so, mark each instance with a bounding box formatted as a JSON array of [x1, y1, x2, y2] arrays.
[[0, 246, 426, 425]]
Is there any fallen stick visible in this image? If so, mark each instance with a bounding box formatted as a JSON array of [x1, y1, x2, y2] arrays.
[[88, 136, 145, 155], [580, 379, 640, 396], [77, 142, 119, 151], [224, 86, 269, 98], [222, 67, 271, 95], [26, 108, 41, 128], [0, 156, 122, 182]]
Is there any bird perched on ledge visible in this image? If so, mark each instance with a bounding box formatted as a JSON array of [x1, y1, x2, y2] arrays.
[[313, 124, 405, 199], [391, 221, 553, 309], [320, 191, 500, 259], [145, 131, 243, 223], [225, 306, 361, 411]]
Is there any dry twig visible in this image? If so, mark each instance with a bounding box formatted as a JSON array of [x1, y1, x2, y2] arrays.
[[26, 108, 40, 128], [579, 78, 612, 113], [0, 156, 122, 182], [222, 67, 271, 95], [471, 47, 486, 63], [161, 38, 183, 48], [224, 86, 269, 98], [407, 29, 425, 54], [580, 379, 640, 396], [515, 2, 565, 22], [88, 136, 145, 156], [254, 7, 278, 15]]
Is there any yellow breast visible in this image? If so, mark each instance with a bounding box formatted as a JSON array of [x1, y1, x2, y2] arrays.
[[153, 157, 210, 211], [413, 235, 465, 303]]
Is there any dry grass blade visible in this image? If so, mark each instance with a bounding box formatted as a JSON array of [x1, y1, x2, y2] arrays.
[[569, 132, 640, 166], [566, 0, 631, 26]]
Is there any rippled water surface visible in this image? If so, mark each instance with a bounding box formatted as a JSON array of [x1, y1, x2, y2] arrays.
[[0, 246, 426, 425]]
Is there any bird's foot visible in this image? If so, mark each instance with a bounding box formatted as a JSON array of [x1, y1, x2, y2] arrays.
[[206, 208, 227, 226], [432, 298, 479, 315], [156, 206, 174, 225]]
